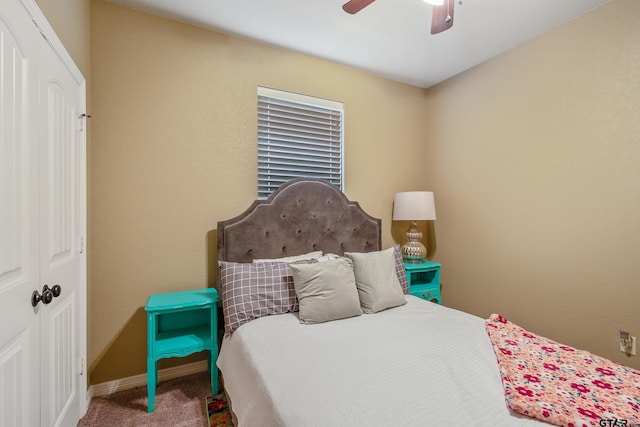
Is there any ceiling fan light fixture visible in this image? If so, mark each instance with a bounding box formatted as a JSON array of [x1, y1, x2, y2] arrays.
[[422, 0, 445, 5]]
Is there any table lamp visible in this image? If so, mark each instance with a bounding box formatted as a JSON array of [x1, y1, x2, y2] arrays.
[[393, 191, 437, 263]]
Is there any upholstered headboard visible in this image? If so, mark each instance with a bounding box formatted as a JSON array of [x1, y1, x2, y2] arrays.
[[217, 179, 381, 263]]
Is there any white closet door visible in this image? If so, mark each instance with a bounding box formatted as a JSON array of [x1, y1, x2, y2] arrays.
[[0, 1, 43, 425], [38, 39, 83, 427]]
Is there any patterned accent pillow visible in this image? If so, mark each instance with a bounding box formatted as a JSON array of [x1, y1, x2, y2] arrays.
[[218, 260, 313, 335], [393, 244, 409, 294]]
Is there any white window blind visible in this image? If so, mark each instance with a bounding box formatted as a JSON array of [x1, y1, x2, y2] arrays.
[[258, 86, 344, 199]]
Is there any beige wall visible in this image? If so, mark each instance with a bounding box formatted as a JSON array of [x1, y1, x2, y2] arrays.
[[425, 0, 640, 369], [89, 1, 431, 383], [43, 0, 639, 385]]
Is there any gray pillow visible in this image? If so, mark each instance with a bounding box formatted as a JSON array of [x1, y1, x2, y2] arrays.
[[345, 247, 407, 313], [290, 257, 362, 324]]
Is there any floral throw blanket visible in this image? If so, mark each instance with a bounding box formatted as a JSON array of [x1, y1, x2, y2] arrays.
[[486, 314, 640, 427]]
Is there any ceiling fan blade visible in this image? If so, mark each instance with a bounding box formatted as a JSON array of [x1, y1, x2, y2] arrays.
[[431, 0, 455, 34], [343, 0, 375, 14]]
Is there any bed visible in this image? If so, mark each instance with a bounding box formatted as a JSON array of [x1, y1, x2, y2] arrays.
[[215, 179, 640, 427]]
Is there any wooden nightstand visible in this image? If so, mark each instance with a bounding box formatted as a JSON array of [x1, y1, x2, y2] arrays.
[[145, 288, 219, 412], [404, 261, 441, 304]]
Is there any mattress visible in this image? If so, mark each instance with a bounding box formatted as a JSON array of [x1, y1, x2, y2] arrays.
[[217, 296, 548, 426]]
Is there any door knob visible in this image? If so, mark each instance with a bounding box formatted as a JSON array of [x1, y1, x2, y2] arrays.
[[51, 284, 61, 297], [31, 284, 62, 307], [31, 288, 53, 307]]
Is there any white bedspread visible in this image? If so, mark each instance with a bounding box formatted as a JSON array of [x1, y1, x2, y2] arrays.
[[217, 296, 548, 427]]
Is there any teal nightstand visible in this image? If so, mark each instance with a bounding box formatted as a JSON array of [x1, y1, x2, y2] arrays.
[[404, 261, 441, 304], [145, 288, 219, 412]]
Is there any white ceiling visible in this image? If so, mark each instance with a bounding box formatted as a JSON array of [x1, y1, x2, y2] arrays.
[[104, 0, 609, 88]]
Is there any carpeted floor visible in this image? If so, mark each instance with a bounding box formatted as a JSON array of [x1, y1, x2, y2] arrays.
[[79, 371, 229, 427]]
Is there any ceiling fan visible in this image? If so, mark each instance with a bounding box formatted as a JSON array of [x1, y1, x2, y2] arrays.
[[342, 0, 461, 35]]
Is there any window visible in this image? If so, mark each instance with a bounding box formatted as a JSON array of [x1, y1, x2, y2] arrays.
[[257, 86, 344, 199]]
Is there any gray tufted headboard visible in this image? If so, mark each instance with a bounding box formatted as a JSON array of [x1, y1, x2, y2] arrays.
[[217, 179, 381, 263]]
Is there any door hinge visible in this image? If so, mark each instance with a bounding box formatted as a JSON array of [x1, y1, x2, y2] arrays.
[[79, 357, 85, 376], [79, 113, 91, 132], [78, 236, 84, 254]]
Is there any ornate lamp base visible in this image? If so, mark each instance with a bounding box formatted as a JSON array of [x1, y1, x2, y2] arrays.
[[401, 221, 426, 263]]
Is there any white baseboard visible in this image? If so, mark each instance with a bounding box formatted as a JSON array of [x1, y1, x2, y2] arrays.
[[87, 360, 208, 400]]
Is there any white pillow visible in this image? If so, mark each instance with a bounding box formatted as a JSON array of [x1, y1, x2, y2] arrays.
[[253, 251, 323, 263], [315, 253, 341, 262], [345, 247, 406, 313], [290, 257, 362, 324]]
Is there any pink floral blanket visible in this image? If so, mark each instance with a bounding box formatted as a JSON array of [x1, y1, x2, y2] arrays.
[[486, 314, 640, 427]]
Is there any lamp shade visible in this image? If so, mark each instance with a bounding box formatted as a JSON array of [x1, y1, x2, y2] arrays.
[[393, 192, 437, 221]]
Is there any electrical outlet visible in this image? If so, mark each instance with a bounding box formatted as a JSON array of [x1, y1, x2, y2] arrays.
[[619, 333, 637, 356], [620, 330, 629, 352]]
